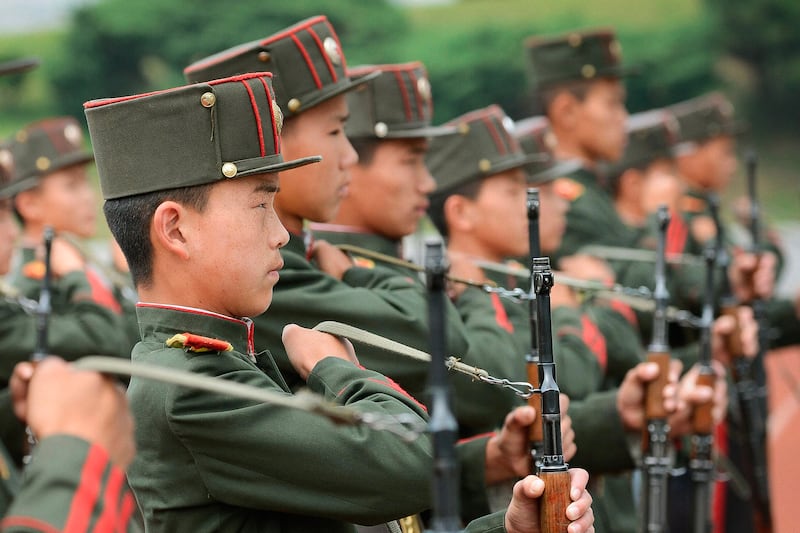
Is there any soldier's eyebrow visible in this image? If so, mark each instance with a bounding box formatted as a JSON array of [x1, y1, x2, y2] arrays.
[[254, 181, 280, 194]]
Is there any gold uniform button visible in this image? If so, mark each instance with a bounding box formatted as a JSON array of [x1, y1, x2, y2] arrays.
[[221, 162, 238, 178], [258, 51, 271, 63], [200, 92, 216, 108], [457, 123, 470, 135], [568, 33, 582, 47], [478, 158, 492, 173], [374, 122, 389, 138], [287, 98, 301, 112], [581, 64, 596, 78], [36, 156, 51, 171]]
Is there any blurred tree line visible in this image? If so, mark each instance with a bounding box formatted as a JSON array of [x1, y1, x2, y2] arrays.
[[2, 0, 799, 133]]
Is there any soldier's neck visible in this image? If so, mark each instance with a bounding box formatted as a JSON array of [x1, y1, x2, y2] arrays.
[[552, 143, 596, 171], [615, 196, 645, 227], [448, 234, 504, 264]]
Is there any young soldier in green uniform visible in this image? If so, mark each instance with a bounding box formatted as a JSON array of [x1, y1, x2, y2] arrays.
[[2, 117, 139, 350], [184, 17, 473, 403], [85, 70, 594, 533], [308, 62, 527, 438], [523, 29, 771, 316], [426, 104, 736, 533]]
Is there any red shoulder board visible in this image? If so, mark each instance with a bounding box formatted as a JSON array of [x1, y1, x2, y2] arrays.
[[22, 260, 45, 280], [352, 256, 375, 269], [553, 177, 585, 202], [166, 332, 233, 353]]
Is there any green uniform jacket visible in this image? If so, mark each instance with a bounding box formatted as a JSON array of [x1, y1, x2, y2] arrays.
[[127, 304, 434, 533], [253, 234, 470, 404], [312, 226, 523, 436], [1, 435, 136, 532]]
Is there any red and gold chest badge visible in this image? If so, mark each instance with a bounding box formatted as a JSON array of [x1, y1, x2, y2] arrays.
[[352, 256, 376, 269], [553, 177, 585, 202], [22, 260, 46, 280], [166, 333, 233, 353]]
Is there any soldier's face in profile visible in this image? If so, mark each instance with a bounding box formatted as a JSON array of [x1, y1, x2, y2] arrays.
[[0, 199, 19, 275], [344, 138, 435, 240], [16, 164, 97, 238], [277, 95, 358, 232], [575, 78, 628, 163], [467, 168, 530, 261], [677, 135, 737, 191]]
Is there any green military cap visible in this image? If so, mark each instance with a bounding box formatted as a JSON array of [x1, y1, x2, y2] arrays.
[[184, 15, 378, 118], [0, 116, 94, 197], [606, 109, 680, 178], [512, 115, 581, 183], [0, 57, 39, 77], [524, 28, 633, 91], [668, 92, 746, 153], [427, 105, 541, 196], [84, 72, 320, 200], [344, 62, 456, 139]]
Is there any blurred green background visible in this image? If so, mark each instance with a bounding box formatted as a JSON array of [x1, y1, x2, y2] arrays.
[[1, 0, 798, 222]]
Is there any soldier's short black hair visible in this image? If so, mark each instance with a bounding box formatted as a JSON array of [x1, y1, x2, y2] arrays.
[[538, 79, 594, 117], [349, 137, 380, 166], [428, 179, 483, 239], [103, 184, 212, 288]]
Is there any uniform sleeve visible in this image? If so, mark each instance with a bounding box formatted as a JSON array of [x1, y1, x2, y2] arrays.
[[0, 275, 129, 388], [1, 435, 136, 533], [166, 354, 433, 526], [456, 433, 492, 523], [568, 390, 635, 473], [452, 288, 526, 435], [255, 248, 470, 399], [463, 509, 507, 532]]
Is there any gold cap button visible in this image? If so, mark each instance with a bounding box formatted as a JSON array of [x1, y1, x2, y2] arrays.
[[287, 98, 301, 112], [258, 51, 271, 62], [200, 92, 216, 108], [36, 156, 51, 172], [478, 158, 491, 172], [374, 122, 389, 138], [221, 162, 238, 178], [581, 64, 596, 79]]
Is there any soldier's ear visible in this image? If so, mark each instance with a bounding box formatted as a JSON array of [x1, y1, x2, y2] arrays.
[[443, 194, 477, 234], [151, 200, 190, 261], [13, 189, 42, 224], [549, 91, 580, 130]]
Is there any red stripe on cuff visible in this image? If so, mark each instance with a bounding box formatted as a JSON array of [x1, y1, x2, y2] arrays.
[[64, 444, 108, 533], [116, 492, 136, 533], [92, 465, 125, 533]]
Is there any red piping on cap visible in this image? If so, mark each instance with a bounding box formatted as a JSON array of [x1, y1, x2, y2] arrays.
[[393, 70, 413, 121], [406, 68, 426, 121], [482, 116, 508, 155], [241, 80, 266, 157], [307, 26, 338, 83], [291, 34, 322, 90], [259, 16, 326, 46], [258, 76, 280, 152]]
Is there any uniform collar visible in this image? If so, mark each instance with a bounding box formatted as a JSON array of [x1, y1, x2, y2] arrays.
[[136, 303, 256, 357]]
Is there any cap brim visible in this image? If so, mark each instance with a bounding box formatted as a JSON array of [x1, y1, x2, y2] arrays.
[[1, 151, 94, 197], [238, 154, 322, 178], [0, 57, 39, 77], [527, 158, 583, 183], [379, 124, 459, 139]]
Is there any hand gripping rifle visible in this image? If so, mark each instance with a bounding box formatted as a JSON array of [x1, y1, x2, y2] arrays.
[[526, 188, 545, 469], [690, 245, 717, 533], [425, 240, 461, 533], [532, 256, 571, 533], [640, 205, 672, 533]]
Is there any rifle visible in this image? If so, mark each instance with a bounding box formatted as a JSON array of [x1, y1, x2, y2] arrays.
[[690, 245, 717, 533], [640, 205, 672, 533], [532, 256, 571, 533], [526, 188, 545, 470], [425, 240, 461, 533], [31, 226, 54, 362], [23, 226, 55, 464]]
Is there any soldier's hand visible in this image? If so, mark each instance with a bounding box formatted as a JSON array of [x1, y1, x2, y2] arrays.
[[729, 249, 776, 302], [668, 361, 728, 438], [485, 405, 535, 484], [558, 254, 615, 284], [550, 281, 580, 309], [11, 357, 135, 469], [503, 469, 594, 533], [310, 240, 354, 281], [560, 394, 577, 462], [712, 305, 758, 366], [282, 323, 358, 379], [616, 360, 682, 432]]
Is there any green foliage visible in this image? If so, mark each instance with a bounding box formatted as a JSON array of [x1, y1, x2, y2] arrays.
[[49, 0, 407, 117]]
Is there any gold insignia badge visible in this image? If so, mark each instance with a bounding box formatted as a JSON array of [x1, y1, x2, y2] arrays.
[[323, 37, 342, 66], [272, 100, 284, 135], [64, 123, 83, 147], [416, 77, 431, 102], [353, 257, 375, 269]]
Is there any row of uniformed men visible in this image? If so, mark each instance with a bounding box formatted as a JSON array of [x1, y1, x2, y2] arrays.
[[0, 13, 792, 533]]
